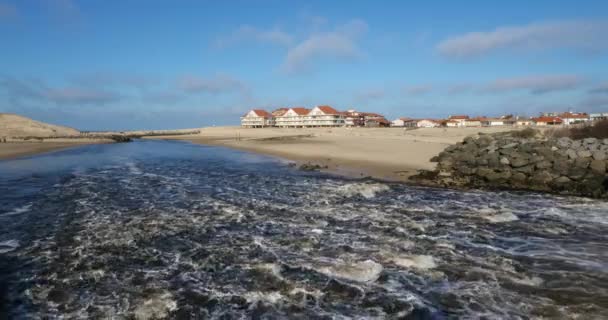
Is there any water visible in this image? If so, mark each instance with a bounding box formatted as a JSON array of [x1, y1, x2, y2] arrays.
[[0, 140, 607, 319]]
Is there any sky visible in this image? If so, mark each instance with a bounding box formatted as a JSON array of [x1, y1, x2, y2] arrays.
[[1, 0, 608, 130]]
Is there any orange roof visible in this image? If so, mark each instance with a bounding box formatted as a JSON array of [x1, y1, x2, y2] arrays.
[[271, 108, 289, 116], [316, 105, 340, 115], [533, 116, 563, 123], [243, 109, 272, 118], [558, 112, 588, 119], [290, 107, 310, 115], [449, 115, 469, 120]]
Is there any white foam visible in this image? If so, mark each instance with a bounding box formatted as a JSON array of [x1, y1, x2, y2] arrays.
[[133, 292, 177, 320], [318, 259, 383, 283], [391, 255, 437, 270], [0, 239, 19, 253], [334, 183, 390, 199], [1, 204, 32, 216], [126, 162, 143, 175], [483, 211, 519, 223], [243, 291, 284, 304]]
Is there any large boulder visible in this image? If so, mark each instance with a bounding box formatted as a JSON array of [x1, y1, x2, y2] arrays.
[[592, 150, 607, 161], [590, 160, 606, 174]]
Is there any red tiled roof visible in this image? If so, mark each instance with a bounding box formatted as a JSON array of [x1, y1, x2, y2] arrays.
[[317, 105, 340, 115], [290, 107, 310, 115], [533, 116, 563, 123], [558, 112, 588, 119], [252, 109, 272, 118], [449, 115, 469, 120], [271, 108, 289, 116]]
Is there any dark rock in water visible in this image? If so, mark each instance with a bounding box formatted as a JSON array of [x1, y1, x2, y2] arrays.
[[110, 135, 132, 143], [411, 130, 608, 198], [298, 163, 327, 171]]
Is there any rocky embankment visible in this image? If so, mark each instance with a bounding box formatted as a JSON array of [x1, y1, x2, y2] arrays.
[[412, 130, 608, 198]]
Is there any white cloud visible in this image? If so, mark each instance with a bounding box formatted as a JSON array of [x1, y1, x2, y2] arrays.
[[589, 82, 608, 94], [214, 25, 293, 48], [177, 74, 247, 95], [403, 84, 433, 95], [437, 20, 608, 59], [281, 19, 368, 74], [483, 75, 583, 94]]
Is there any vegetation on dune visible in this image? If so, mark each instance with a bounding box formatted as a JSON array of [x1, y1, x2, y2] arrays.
[[546, 120, 608, 140]]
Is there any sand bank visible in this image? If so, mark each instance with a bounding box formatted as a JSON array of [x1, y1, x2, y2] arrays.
[[149, 126, 517, 181], [0, 139, 113, 160]]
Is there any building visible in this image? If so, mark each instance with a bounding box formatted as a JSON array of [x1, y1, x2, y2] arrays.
[[275, 107, 310, 127], [271, 108, 289, 117], [465, 117, 482, 127], [516, 117, 533, 126], [559, 112, 589, 125], [241, 109, 274, 128], [416, 119, 441, 128], [591, 113, 608, 121], [445, 120, 460, 127], [480, 118, 506, 126], [448, 115, 469, 127], [391, 117, 413, 127], [365, 117, 390, 127], [306, 105, 345, 127], [533, 116, 563, 126]]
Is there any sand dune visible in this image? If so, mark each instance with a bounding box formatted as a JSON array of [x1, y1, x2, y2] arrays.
[[149, 126, 518, 181], [0, 113, 80, 138]]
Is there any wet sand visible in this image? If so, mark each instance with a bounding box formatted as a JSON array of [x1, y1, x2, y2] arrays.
[[149, 126, 517, 181], [0, 139, 112, 160]]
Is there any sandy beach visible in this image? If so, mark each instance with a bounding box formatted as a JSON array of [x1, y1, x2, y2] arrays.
[[149, 126, 518, 181], [0, 139, 113, 160]]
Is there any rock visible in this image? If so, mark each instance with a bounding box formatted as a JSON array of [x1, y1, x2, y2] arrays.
[[530, 171, 553, 186], [592, 150, 607, 161], [514, 164, 535, 174], [583, 137, 598, 145], [476, 167, 494, 178], [571, 140, 582, 149], [430, 155, 440, 162], [567, 167, 587, 181], [457, 166, 476, 175], [566, 149, 578, 159], [510, 157, 529, 168], [587, 143, 600, 151], [577, 149, 592, 158], [535, 160, 553, 170], [500, 157, 510, 165], [501, 142, 518, 149], [552, 159, 570, 176], [299, 163, 326, 171], [510, 172, 528, 183], [528, 155, 545, 163], [590, 160, 606, 174], [486, 170, 511, 182], [551, 146, 558, 151], [556, 137, 572, 148], [574, 157, 591, 169], [603, 138, 608, 145], [553, 176, 571, 184]]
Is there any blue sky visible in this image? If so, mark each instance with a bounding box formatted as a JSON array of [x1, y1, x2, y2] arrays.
[[1, 0, 608, 130]]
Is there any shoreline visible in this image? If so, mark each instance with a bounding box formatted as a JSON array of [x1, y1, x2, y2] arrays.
[[147, 126, 518, 182], [0, 139, 113, 160]]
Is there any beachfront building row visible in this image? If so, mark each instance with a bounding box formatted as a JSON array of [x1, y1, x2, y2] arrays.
[[241, 106, 389, 128], [391, 112, 603, 128]]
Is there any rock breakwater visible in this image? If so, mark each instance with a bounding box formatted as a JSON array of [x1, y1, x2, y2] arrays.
[[413, 131, 608, 198]]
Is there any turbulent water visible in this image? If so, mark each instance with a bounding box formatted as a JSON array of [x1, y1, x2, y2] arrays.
[[0, 140, 607, 319]]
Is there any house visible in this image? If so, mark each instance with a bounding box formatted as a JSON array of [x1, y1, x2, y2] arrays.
[[343, 110, 365, 127], [480, 118, 506, 126], [391, 117, 413, 127], [275, 107, 310, 127], [533, 116, 563, 126], [365, 117, 390, 127], [416, 119, 440, 128], [241, 109, 274, 128], [516, 117, 533, 126], [465, 117, 482, 127], [271, 108, 289, 117], [305, 105, 345, 127], [590, 113, 608, 121], [448, 115, 469, 127], [445, 120, 460, 127], [559, 112, 589, 125]]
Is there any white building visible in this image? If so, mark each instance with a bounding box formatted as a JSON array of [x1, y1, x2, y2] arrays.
[[306, 106, 345, 127], [416, 119, 440, 128], [448, 115, 469, 127], [591, 113, 608, 121], [274, 107, 310, 127], [391, 117, 412, 127], [241, 109, 274, 128], [559, 112, 589, 125], [480, 118, 506, 126]]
